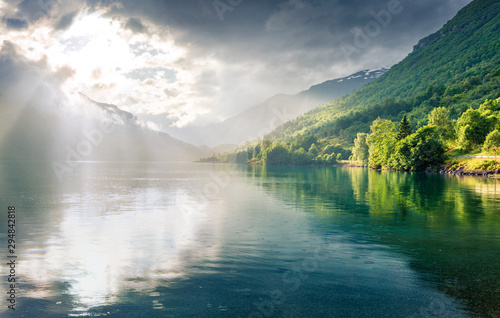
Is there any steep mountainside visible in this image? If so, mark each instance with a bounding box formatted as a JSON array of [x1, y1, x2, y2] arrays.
[[0, 94, 203, 163], [0, 44, 205, 164], [164, 69, 386, 147], [266, 0, 500, 144]]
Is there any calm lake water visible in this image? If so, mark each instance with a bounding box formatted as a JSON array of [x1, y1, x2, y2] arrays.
[[0, 161, 499, 317]]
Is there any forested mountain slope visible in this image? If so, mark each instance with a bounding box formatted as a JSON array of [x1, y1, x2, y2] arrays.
[[266, 0, 500, 144]]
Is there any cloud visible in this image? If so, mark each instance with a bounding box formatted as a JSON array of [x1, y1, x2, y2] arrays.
[[54, 11, 78, 30], [124, 17, 146, 33], [0, 41, 73, 111], [93, 0, 472, 121], [0, 0, 473, 132], [16, 0, 51, 22], [3, 17, 28, 29]]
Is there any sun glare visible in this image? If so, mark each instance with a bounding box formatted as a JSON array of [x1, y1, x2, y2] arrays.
[[45, 11, 193, 119], [0, 6, 216, 127]]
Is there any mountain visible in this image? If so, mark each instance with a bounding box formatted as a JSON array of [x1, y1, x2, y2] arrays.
[[0, 93, 204, 164], [0, 43, 207, 166], [163, 69, 387, 147], [265, 0, 500, 144], [299, 69, 388, 101]]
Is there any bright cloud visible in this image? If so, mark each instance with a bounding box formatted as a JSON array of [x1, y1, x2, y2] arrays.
[[0, 6, 221, 127], [0, 0, 473, 130]]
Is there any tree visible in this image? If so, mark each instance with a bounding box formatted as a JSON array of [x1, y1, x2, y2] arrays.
[[455, 109, 493, 151], [324, 153, 337, 165], [261, 139, 273, 152], [262, 143, 290, 165], [367, 118, 396, 169], [254, 144, 262, 158], [483, 130, 500, 152], [294, 134, 317, 151], [396, 115, 412, 141], [479, 98, 500, 113], [308, 143, 319, 156], [428, 107, 454, 140], [247, 147, 253, 160], [323, 145, 335, 155], [315, 155, 324, 165], [478, 98, 500, 131], [483, 130, 500, 170], [291, 148, 313, 165], [389, 126, 446, 171], [352, 132, 369, 165]]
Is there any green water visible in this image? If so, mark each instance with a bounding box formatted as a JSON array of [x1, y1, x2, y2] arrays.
[[0, 162, 499, 317]]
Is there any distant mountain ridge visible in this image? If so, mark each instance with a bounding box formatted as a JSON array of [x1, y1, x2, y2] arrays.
[[300, 69, 387, 100], [265, 0, 500, 143], [165, 68, 387, 147], [0, 93, 204, 164]]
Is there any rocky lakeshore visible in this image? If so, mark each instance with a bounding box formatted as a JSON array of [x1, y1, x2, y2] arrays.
[[429, 166, 500, 176]]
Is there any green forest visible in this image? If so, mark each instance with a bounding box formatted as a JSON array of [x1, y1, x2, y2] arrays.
[[201, 0, 500, 171]]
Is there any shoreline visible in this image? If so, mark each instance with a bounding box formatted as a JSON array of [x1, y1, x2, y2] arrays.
[[338, 162, 500, 177], [202, 160, 500, 177]]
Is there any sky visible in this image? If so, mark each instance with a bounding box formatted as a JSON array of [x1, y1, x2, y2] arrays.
[[0, 0, 472, 130]]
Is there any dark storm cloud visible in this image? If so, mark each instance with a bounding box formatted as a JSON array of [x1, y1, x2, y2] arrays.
[[93, 0, 471, 73], [83, 0, 472, 120], [0, 0, 474, 126], [4, 0, 472, 78], [1, 0, 474, 74]]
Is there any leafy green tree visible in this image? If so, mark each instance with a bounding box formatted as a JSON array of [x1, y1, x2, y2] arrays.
[[291, 148, 313, 165], [455, 109, 493, 151], [324, 154, 337, 165], [247, 147, 253, 160], [389, 126, 446, 171], [294, 134, 317, 151], [261, 139, 273, 152], [352, 132, 369, 165], [428, 107, 454, 140], [254, 144, 262, 157], [308, 143, 319, 156], [262, 143, 290, 165], [367, 118, 396, 169], [483, 130, 500, 152], [484, 130, 500, 169], [396, 115, 412, 141], [478, 98, 500, 130], [323, 145, 335, 155], [479, 98, 500, 113], [315, 155, 324, 165]]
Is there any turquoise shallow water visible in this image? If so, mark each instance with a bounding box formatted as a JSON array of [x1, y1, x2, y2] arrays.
[[0, 162, 499, 317]]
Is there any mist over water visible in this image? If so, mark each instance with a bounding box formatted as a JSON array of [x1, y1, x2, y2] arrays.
[[0, 162, 499, 317]]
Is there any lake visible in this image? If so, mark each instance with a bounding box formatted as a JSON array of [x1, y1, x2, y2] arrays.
[[0, 161, 499, 317]]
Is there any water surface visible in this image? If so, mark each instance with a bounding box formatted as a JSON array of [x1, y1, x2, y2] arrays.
[[0, 162, 499, 317]]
